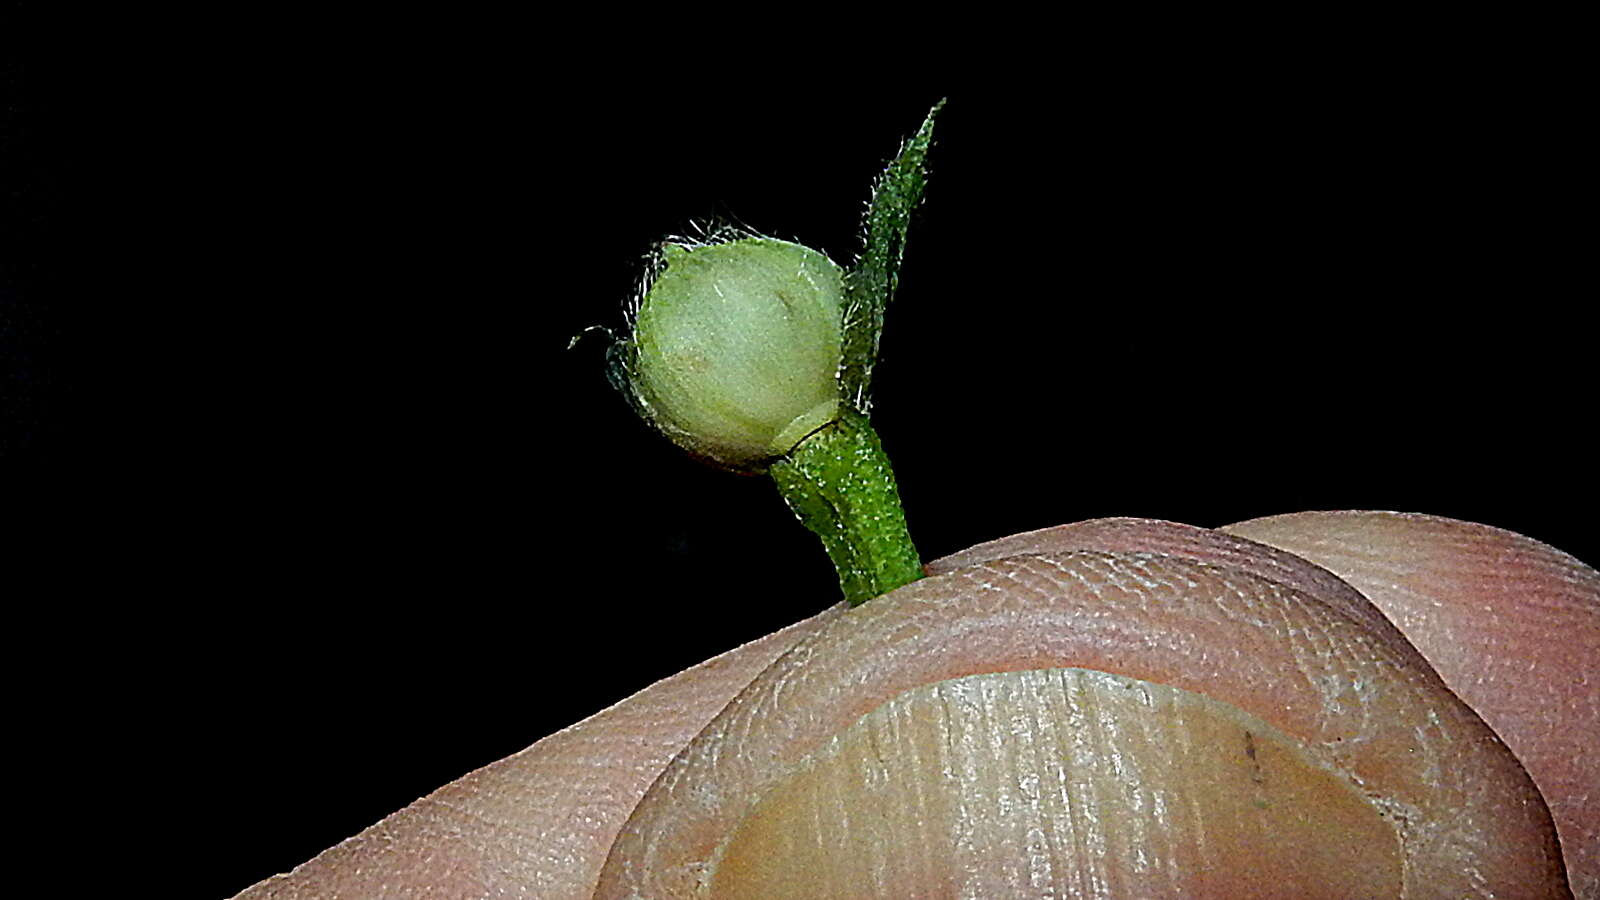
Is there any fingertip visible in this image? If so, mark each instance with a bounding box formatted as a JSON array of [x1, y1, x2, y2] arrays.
[[1222, 510, 1599, 898], [597, 548, 1569, 897]]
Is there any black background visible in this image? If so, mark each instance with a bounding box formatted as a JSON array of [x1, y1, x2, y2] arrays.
[[6, 25, 1592, 899]]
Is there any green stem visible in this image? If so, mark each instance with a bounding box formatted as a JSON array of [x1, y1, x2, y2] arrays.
[[769, 409, 922, 606]]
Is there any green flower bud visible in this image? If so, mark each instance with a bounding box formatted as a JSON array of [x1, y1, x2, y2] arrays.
[[594, 101, 941, 605], [621, 236, 846, 470]]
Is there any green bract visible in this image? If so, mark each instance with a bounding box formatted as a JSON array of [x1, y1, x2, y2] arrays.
[[625, 237, 847, 470]]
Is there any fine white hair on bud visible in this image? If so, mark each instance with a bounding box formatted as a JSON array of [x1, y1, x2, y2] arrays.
[[617, 235, 847, 470]]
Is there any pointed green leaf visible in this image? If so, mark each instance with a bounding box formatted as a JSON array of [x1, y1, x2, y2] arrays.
[[839, 99, 944, 413]]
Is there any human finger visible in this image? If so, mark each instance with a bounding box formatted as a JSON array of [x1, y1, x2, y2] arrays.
[[597, 536, 1567, 897], [1221, 511, 1599, 898]]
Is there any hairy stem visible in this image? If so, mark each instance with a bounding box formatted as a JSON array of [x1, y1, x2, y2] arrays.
[[769, 409, 922, 606]]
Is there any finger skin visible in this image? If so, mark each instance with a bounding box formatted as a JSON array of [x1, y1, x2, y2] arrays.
[[1222, 511, 1600, 900], [233, 606, 845, 899], [926, 516, 1417, 661], [597, 545, 1568, 897], [235, 516, 1581, 898]]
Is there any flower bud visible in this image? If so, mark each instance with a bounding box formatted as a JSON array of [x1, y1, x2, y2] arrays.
[[621, 237, 847, 470]]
